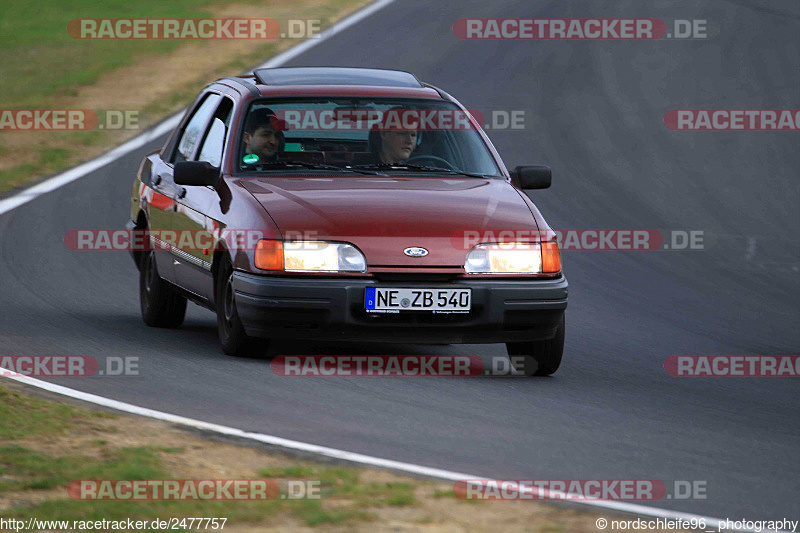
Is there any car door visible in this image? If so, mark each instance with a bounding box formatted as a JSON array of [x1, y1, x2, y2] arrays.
[[145, 157, 179, 283], [171, 95, 233, 301], [150, 92, 221, 289]]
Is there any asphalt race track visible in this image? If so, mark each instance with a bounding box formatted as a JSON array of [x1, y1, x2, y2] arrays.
[[1, 0, 798, 524]]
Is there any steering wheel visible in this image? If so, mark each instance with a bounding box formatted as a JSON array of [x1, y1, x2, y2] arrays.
[[405, 154, 455, 170]]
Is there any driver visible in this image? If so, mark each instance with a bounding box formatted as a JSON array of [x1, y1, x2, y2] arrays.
[[243, 108, 285, 163], [366, 108, 418, 165], [376, 129, 417, 164]]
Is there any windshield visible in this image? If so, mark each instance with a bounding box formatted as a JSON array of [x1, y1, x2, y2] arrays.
[[237, 98, 502, 177]]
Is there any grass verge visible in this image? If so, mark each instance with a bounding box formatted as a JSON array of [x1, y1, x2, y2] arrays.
[[0, 382, 697, 532], [0, 0, 369, 195]]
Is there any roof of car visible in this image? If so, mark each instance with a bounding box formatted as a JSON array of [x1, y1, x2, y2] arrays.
[[215, 67, 445, 100], [253, 67, 423, 88]]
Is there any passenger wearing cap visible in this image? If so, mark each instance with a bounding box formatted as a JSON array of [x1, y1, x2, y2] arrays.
[[243, 108, 285, 163]]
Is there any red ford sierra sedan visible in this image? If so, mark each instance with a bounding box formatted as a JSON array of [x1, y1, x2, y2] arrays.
[[128, 67, 568, 375]]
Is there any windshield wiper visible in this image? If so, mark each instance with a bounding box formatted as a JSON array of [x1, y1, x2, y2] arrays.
[[247, 160, 385, 176], [350, 163, 489, 179]]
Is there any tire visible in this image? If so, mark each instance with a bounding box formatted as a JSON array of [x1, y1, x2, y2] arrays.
[[140, 250, 187, 328], [215, 259, 268, 357], [506, 315, 565, 376]]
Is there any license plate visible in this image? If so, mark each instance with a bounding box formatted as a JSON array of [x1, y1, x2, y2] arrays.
[[365, 288, 471, 312]]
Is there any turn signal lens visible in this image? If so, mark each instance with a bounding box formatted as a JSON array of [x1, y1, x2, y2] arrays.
[[255, 240, 283, 270], [541, 241, 561, 273]]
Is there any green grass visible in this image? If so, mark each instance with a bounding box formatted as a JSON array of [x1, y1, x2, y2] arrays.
[[3, 383, 590, 531], [0, 143, 77, 192], [0, 0, 363, 105], [261, 464, 417, 507], [386, 483, 416, 506], [258, 465, 317, 478], [0, 387, 111, 440], [0, 0, 238, 109], [0, 385, 406, 529], [0, 445, 165, 492], [0, 0, 368, 195], [292, 499, 373, 526], [1, 444, 387, 527]]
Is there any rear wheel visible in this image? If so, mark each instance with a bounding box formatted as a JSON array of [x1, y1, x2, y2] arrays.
[[506, 315, 565, 376], [216, 259, 268, 357], [140, 251, 187, 328]]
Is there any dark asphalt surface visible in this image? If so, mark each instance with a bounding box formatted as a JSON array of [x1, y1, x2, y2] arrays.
[[1, 0, 798, 522]]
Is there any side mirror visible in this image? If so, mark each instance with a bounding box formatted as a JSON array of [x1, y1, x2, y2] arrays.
[[174, 161, 220, 187], [510, 165, 552, 190]]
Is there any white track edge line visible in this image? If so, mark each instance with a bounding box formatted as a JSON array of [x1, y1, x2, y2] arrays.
[[0, 373, 783, 533], [0, 118, 180, 216], [0, 0, 396, 217]]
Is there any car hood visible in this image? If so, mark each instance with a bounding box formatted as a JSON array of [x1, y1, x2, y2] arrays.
[[240, 176, 539, 267]]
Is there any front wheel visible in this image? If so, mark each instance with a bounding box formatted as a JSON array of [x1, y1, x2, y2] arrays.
[[506, 315, 565, 376], [215, 259, 268, 357], [139, 251, 187, 328]]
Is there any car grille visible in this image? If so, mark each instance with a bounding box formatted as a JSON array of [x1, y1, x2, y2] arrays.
[[370, 272, 461, 283]]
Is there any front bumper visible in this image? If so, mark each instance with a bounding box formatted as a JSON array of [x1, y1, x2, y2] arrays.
[[234, 272, 568, 344]]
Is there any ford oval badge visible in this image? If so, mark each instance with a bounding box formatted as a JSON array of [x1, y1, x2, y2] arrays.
[[404, 247, 429, 257]]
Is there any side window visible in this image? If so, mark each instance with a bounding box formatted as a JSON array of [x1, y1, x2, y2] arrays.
[[197, 98, 233, 168], [173, 93, 222, 163], [197, 119, 225, 167]]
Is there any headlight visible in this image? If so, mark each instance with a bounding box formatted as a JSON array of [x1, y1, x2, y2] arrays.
[[465, 242, 561, 274], [255, 240, 366, 272]]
